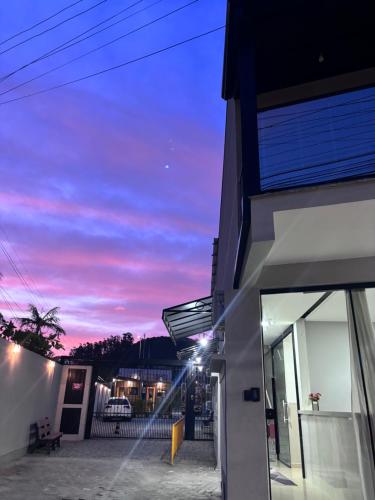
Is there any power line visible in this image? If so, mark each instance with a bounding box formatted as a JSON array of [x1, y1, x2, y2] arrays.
[[0, 224, 51, 311], [0, 0, 199, 99], [262, 159, 375, 189], [0, 26, 225, 108], [0, 240, 46, 311], [0, 0, 85, 47], [261, 150, 375, 181], [0, 0, 109, 56], [258, 94, 375, 131], [0, 0, 148, 84], [259, 106, 375, 144], [0, 285, 23, 314], [259, 120, 375, 159]]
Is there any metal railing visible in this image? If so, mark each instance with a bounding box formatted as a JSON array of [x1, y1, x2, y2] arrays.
[[90, 410, 183, 439]]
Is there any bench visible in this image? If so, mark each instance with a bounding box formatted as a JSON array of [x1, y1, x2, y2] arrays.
[[34, 417, 62, 454]]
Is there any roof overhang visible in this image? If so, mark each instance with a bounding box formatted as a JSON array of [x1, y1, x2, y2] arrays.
[[222, 0, 374, 106], [162, 296, 212, 343]]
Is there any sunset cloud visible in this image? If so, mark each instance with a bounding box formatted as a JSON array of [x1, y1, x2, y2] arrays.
[[0, 0, 226, 352]]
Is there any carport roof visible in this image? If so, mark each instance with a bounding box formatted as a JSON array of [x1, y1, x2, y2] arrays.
[[162, 296, 212, 343]]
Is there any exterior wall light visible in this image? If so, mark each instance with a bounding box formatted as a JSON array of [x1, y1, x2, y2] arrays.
[[199, 337, 208, 347], [12, 343, 21, 353]]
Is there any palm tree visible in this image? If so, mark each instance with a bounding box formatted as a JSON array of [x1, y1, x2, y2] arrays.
[[17, 304, 65, 340]]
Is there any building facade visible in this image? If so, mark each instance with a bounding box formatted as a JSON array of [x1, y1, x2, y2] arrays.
[[213, 1, 375, 499]]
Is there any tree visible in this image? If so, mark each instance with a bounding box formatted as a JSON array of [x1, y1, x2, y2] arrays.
[[70, 333, 134, 380], [0, 304, 66, 357], [70, 332, 134, 360]]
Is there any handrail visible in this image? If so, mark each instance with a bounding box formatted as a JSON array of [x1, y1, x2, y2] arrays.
[[170, 416, 185, 465]]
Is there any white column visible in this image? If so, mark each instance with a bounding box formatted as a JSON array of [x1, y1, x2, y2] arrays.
[[224, 287, 270, 499]]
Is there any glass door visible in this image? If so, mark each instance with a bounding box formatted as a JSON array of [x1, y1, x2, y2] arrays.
[[273, 341, 291, 466]]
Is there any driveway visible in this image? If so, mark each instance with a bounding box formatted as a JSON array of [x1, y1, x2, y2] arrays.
[[0, 439, 221, 500]]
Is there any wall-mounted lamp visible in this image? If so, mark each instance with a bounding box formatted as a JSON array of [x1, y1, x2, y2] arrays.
[[12, 343, 21, 353], [199, 337, 208, 347]]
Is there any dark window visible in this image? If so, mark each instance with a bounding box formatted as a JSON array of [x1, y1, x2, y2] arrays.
[[64, 369, 86, 404]]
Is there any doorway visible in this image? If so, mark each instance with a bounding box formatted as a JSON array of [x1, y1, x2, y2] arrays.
[[262, 287, 375, 500]]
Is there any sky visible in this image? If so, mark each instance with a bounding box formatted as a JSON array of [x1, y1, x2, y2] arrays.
[[0, 0, 227, 352]]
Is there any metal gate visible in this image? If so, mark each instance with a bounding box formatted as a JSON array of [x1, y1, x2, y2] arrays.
[[86, 367, 213, 441]]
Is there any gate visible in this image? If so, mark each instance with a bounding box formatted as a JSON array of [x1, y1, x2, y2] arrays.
[[86, 367, 213, 441]]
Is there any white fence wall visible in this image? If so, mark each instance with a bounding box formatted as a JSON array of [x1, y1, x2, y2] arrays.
[[0, 338, 62, 462]]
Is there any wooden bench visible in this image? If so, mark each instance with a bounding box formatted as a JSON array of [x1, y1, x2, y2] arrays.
[[35, 417, 62, 454]]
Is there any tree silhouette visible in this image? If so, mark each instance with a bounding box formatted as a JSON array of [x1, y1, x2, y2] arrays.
[[0, 304, 66, 356]]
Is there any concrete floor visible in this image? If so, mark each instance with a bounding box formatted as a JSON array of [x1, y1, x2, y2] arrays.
[[0, 439, 221, 500]]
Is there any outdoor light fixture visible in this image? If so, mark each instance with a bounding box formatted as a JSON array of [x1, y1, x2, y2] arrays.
[[195, 356, 202, 364], [112, 378, 116, 383], [199, 337, 208, 347], [198, 365, 203, 372], [48, 360, 55, 368], [12, 343, 21, 353]]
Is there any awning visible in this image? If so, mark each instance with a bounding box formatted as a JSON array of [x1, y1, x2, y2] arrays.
[[162, 296, 212, 343]]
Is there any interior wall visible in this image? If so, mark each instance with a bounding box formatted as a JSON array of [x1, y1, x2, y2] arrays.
[[0, 338, 62, 461], [304, 321, 351, 412]]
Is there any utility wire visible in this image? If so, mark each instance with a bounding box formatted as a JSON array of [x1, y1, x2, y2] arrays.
[[259, 121, 375, 159], [0, 0, 197, 98], [0, 224, 50, 311], [262, 159, 375, 189], [0, 0, 85, 47], [261, 150, 375, 181], [0, 285, 23, 314], [0, 19, 224, 107], [259, 106, 375, 144], [0, 0, 109, 56], [0, 241, 45, 311], [258, 94, 375, 130], [0, 0, 147, 84], [259, 91, 375, 122]]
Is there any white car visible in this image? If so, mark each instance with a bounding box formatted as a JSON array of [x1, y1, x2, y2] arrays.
[[103, 397, 132, 421]]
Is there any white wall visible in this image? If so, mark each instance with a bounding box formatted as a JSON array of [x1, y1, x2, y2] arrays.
[[305, 321, 351, 412], [0, 338, 62, 461]]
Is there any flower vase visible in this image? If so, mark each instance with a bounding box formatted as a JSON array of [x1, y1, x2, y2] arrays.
[[312, 401, 319, 411]]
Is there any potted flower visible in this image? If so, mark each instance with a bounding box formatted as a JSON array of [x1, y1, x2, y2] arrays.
[[308, 392, 322, 411]]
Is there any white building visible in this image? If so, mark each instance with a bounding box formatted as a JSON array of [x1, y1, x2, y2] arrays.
[[211, 1, 375, 499]]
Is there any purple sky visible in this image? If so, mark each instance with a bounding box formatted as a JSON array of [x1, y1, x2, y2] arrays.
[[0, 0, 226, 351]]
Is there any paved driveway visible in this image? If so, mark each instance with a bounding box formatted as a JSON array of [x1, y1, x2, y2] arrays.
[[0, 439, 221, 500]]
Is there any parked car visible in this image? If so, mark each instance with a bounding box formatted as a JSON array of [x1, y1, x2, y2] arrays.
[[103, 397, 132, 421]]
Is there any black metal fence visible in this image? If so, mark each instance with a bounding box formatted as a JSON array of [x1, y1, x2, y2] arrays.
[[91, 411, 182, 439], [87, 369, 214, 440], [90, 411, 213, 440]]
